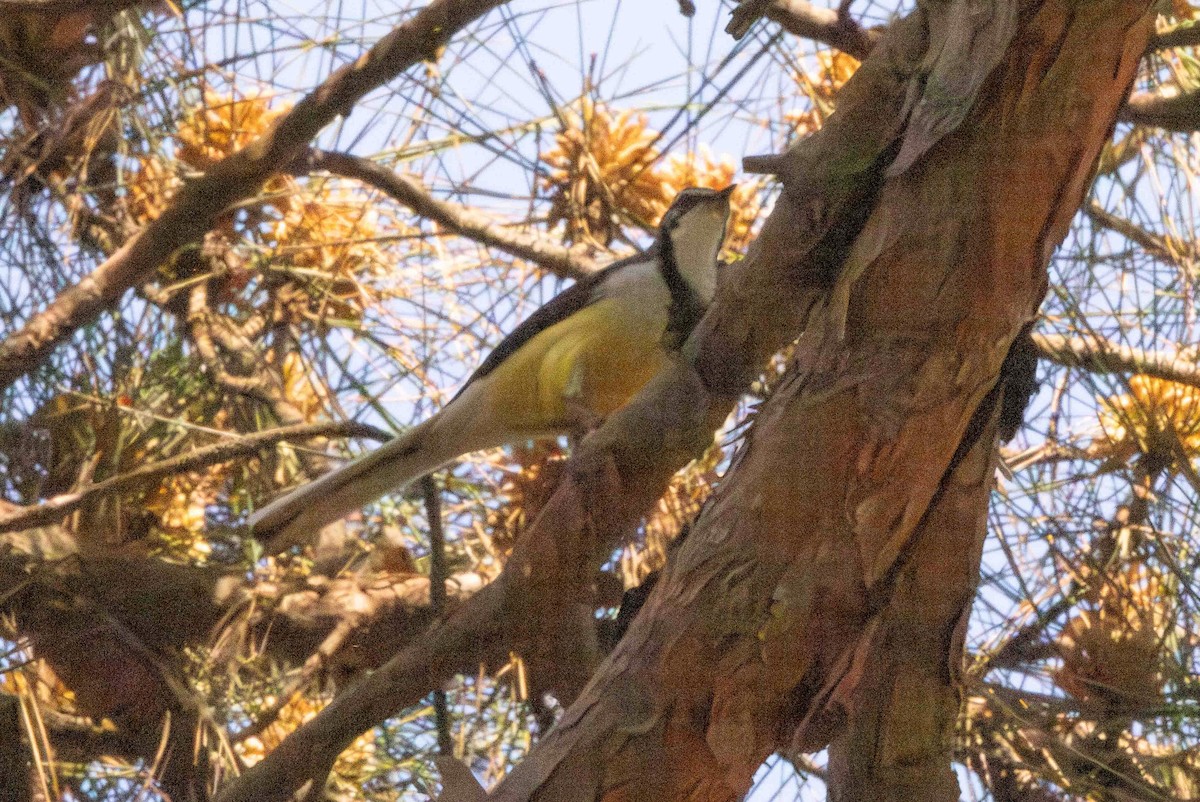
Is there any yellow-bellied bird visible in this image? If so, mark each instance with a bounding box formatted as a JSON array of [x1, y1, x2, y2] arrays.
[[250, 185, 735, 544]]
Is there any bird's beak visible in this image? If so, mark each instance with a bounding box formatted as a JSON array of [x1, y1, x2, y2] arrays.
[[717, 184, 736, 200]]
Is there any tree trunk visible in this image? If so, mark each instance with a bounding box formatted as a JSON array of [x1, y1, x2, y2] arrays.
[[488, 0, 1154, 798]]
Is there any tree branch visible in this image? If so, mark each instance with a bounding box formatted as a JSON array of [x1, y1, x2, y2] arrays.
[[0, 420, 389, 533], [1032, 332, 1200, 389], [1120, 86, 1200, 132], [762, 0, 880, 60], [0, 0, 509, 394], [1149, 23, 1200, 50], [727, 0, 879, 59], [300, 149, 598, 282], [1083, 199, 1194, 262], [0, 0, 145, 11]]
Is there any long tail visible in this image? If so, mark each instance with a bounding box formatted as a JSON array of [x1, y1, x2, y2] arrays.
[[250, 385, 505, 546]]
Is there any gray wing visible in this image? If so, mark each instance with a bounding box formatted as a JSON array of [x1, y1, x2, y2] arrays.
[[453, 249, 656, 397]]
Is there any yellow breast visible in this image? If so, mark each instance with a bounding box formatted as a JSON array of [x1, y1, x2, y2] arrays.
[[484, 297, 670, 435]]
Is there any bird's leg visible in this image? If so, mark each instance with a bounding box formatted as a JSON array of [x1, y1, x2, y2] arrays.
[[563, 396, 604, 441], [561, 364, 604, 441]]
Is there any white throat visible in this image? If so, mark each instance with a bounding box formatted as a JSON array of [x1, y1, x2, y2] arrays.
[[667, 209, 725, 304]]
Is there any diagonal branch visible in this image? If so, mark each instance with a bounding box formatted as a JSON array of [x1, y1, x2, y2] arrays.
[[760, 0, 880, 59], [300, 149, 598, 281], [1083, 199, 1195, 262], [0, 0, 509, 394], [0, 0, 145, 11], [727, 0, 880, 59], [0, 420, 389, 533]]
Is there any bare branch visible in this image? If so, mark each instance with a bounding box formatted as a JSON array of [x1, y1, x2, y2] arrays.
[[300, 149, 598, 282], [0, 0, 145, 11], [728, 0, 880, 59], [1150, 23, 1200, 50], [1120, 86, 1200, 131], [0, 421, 389, 533], [1083, 199, 1195, 262], [1033, 332, 1200, 389], [0, 0, 509, 393]]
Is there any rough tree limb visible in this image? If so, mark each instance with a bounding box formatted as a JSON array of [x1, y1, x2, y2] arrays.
[[756, 1, 1196, 135], [0, 524, 490, 774], [0, 420, 389, 533], [210, 3, 965, 798], [0, 0, 145, 12], [300, 149, 599, 282], [0, 0, 509, 393], [824, 385, 1001, 798], [485, 0, 1154, 797]]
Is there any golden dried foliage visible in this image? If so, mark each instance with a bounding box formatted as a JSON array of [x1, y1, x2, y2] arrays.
[[1055, 561, 1170, 714], [1093, 375, 1200, 465], [30, 377, 232, 556], [623, 440, 723, 585], [175, 91, 284, 168], [486, 436, 721, 587], [490, 441, 570, 558], [1169, 0, 1197, 19], [237, 694, 377, 779], [126, 90, 391, 324], [143, 469, 224, 561], [542, 99, 759, 255], [544, 99, 665, 245], [784, 50, 860, 137]]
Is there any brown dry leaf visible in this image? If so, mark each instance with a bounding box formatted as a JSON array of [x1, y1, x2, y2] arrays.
[[143, 467, 227, 561], [1169, 0, 1197, 19], [490, 442, 570, 558], [176, 91, 285, 169]]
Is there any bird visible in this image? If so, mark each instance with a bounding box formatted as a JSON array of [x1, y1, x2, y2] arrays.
[[249, 185, 735, 545]]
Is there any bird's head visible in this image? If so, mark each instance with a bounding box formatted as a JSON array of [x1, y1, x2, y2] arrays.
[[659, 185, 735, 305]]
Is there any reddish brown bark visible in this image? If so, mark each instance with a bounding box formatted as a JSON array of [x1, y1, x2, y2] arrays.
[[822, 401, 1000, 800], [481, 0, 1154, 799]]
